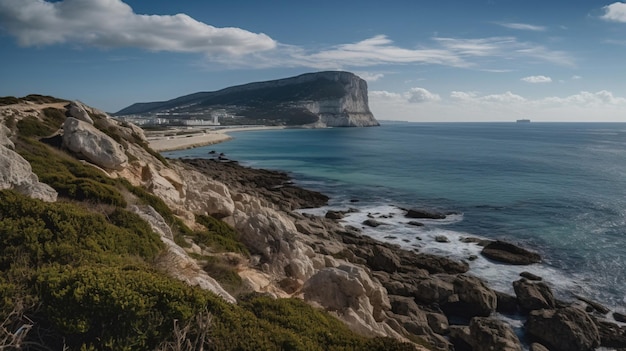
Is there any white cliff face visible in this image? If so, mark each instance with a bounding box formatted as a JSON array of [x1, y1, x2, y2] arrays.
[[299, 72, 379, 127]]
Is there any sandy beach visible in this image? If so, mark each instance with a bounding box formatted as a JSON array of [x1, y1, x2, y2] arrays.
[[146, 126, 285, 152]]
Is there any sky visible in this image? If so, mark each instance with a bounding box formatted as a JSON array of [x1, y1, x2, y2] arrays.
[[1, 0, 626, 122]]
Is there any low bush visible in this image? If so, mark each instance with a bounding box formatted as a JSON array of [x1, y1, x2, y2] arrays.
[[0, 190, 162, 269], [194, 214, 248, 255]]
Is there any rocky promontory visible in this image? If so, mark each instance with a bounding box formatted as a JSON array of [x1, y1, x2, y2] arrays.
[[115, 71, 380, 127], [1, 96, 624, 350]]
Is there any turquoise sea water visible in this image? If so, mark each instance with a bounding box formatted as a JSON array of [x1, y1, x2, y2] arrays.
[[165, 122, 626, 314]]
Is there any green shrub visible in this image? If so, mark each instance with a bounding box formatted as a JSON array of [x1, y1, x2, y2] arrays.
[[202, 256, 244, 295], [36, 265, 210, 351], [0, 96, 19, 106], [0, 190, 162, 269], [16, 137, 127, 206], [16, 116, 53, 138], [22, 94, 67, 104], [194, 214, 248, 255]]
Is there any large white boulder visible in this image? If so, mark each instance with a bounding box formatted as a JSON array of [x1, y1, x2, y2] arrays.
[[0, 145, 57, 202], [62, 117, 128, 170], [66, 101, 94, 124], [0, 123, 14, 149]]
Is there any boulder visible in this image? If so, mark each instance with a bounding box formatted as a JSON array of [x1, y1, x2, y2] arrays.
[[66, 101, 94, 124], [62, 117, 128, 170], [526, 307, 601, 351], [0, 123, 14, 148], [399, 252, 469, 274], [434, 235, 449, 243], [520, 271, 542, 281], [468, 317, 523, 351], [594, 318, 626, 349], [302, 264, 391, 336], [481, 240, 541, 265], [442, 274, 497, 318], [614, 311, 626, 323], [495, 290, 519, 314], [0, 145, 57, 202], [513, 279, 555, 311], [405, 208, 446, 219], [449, 325, 473, 351], [325, 210, 345, 220], [362, 219, 385, 227], [367, 245, 401, 273]]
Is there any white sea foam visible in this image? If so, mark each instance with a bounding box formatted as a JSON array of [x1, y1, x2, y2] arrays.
[[300, 202, 594, 303]]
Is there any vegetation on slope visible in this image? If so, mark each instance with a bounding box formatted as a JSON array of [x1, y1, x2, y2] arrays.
[[0, 112, 415, 350]]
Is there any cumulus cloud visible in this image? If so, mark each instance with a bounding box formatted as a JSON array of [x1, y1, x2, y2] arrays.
[[541, 90, 626, 105], [370, 88, 441, 104], [406, 88, 441, 103], [521, 75, 552, 83], [0, 0, 276, 55], [498, 22, 547, 31], [601, 2, 626, 22], [450, 91, 526, 104]]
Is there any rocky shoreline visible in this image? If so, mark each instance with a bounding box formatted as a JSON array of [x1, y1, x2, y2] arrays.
[[181, 157, 626, 351], [2, 98, 624, 350]]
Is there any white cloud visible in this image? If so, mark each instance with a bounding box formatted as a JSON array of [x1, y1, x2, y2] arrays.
[[355, 72, 384, 82], [370, 88, 626, 122], [299, 35, 470, 68], [571, 75, 582, 80], [521, 75, 552, 83], [0, 0, 276, 55], [541, 90, 626, 106], [406, 88, 441, 103], [498, 22, 547, 31], [434, 37, 575, 66], [601, 2, 626, 22], [371, 88, 440, 103]]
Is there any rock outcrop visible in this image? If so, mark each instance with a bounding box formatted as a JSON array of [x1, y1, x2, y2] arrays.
[[115, 71, 379, 127], [62, 117, 128, 170], [0, 145, 58, 202], [526, 307, 601, 351], [481, 240, 541, 265]]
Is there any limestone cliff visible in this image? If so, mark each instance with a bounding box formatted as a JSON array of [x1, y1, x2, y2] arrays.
[[115, 71, 379, 127]]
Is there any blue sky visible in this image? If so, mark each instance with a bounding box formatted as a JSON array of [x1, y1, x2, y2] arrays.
[[1, 0, 626, 121]]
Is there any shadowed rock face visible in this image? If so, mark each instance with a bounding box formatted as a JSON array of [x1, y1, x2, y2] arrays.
[[115, 71, 379, 127]]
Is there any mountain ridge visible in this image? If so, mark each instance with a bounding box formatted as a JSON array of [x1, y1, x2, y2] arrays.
[[115, 71, 379, 127]]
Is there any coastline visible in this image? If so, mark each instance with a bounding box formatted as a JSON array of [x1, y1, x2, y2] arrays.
[[146, 125, 286, 152]]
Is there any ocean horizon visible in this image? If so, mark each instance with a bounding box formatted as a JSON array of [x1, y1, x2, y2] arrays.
[[165, 121, 626, 319]]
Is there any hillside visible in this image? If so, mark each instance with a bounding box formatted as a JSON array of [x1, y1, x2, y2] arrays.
[[2, 96, 623, 351], [115, 71, 379, 127]]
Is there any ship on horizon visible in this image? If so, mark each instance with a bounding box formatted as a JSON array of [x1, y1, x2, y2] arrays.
[[516, 119, 531, 123]]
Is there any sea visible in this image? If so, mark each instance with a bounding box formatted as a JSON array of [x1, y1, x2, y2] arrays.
[[164, 122, 626, 317]]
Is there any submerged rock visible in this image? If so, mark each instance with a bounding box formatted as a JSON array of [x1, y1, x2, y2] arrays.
[[404, 208, 446, 219], [481, 240, 541, 265]]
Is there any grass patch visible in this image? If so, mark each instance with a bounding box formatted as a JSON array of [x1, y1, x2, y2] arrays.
[[202, 255, 245, 295], [193, 214, 248, 255], [16, 137, 127, 206]]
